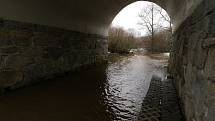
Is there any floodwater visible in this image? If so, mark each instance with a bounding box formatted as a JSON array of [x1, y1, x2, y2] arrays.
[[0, 53, 169, 121]]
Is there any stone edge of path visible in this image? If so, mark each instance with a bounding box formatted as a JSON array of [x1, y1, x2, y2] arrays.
[[138, 75, 185, 121]]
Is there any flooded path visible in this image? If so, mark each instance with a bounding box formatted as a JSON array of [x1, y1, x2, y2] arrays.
[[0, 53, 169, 121]]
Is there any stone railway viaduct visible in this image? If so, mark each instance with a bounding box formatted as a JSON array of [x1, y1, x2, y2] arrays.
[[0, 0, 214, 121]]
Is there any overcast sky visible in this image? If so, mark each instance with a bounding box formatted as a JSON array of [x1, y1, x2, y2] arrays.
[[111, 1, 170, 36]]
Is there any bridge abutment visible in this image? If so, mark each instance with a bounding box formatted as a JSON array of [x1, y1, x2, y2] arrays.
[[0, 19, 107, 91], [169, 1, 215, 120]]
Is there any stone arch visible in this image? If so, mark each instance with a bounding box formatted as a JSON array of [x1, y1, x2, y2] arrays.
[[0, 0, 202, 35]]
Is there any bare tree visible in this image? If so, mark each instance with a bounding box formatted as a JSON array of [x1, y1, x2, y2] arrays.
[[138, 2, 172, 51], [154, 6, 172, 34], [138, 3, 155, 51]]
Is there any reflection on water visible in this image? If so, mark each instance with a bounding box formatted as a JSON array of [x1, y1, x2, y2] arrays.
[[104, 55, 168, 121], [0, 53, 168, 121]]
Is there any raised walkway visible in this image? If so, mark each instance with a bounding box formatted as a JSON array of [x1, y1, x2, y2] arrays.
[[138, 75, 185, 121]]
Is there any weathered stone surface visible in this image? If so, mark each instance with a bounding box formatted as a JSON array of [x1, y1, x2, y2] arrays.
[[0, 47, 17, 54], [11, 31, 32, 47], [169, 1, 215, 121], [204, 48, 215, 80], [202, 37, 215, 48], [0, 70, 23, 89], [195, 39, 208, 69], [0, 31, 14, 47], [5, 53, 35, 69], [0, 19, 107, 91], [32, 33, 61, 47]]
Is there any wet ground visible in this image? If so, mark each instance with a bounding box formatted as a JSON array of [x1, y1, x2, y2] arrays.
[[0, 53, 174, 121]]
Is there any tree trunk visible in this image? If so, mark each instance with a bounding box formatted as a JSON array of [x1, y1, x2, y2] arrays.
[[151, 4, 154, 52]]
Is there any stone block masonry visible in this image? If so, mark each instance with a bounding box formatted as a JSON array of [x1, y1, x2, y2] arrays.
[[137, 75, 184, 121], [169, 0, 215, 121], [0, 19, 108, 92]]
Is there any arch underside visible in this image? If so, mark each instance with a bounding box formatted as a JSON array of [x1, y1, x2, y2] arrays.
[[0, 0, 202, 35]]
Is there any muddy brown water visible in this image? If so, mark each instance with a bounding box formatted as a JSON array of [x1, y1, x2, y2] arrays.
[[0, 53, 168, 121]]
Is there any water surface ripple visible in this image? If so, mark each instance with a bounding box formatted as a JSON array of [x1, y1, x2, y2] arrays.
[[104, 54, 168, 121]]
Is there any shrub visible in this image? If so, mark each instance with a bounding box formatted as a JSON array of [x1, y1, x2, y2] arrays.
[[108, 27, 139, 54]]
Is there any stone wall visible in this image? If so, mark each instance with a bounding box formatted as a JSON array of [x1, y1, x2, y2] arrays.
[[0, 19, 108, 92], [169, 0, 215, 121]]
